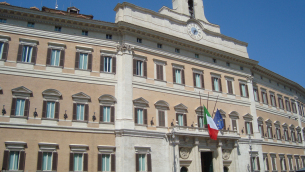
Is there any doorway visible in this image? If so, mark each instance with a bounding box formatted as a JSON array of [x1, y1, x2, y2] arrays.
[[181, 166, 188, 172], [224, 166, 229, 172], [201, 152, 213, 172]]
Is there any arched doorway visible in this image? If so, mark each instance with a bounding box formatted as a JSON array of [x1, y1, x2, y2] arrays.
[[181, 166, 188, 172], [224, 166, 229, 172]]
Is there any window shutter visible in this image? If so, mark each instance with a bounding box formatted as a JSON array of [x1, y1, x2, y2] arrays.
[[147, 154, 152, 172], [266, 92, 269, 104], [159, 111, 164, 127], [156, 65, 160, 80], [69, 153, 74, 171], [257, 157, 260, 170], [100, 106, 104, 122], [181, 69, 185, 85], [144, 109, 148, 125], [111, 106, 115, 123], [261, 92, 264, 103], [197, 116, 200, 128], [83, 153, 88, 171], [232, 120, 237, 131], [245, 85, 249, 97], [134, 108, 138, 124], [245, 122, 248, 134], [98, 154, 102, 171], [100, 56, 104, 72], [135, 154, 139, 172], [24, 99, 30, 117], [87, 54, 93, 71], [193, 73, 196, 87], [60, 49, 65, 67], [133, 59, 137, 75], [250, 157, 253, 171], [172, 68, 176, 83], [250, 122, 253, 134], [176, 113, 179, 125], [219, 78, 222, 92], [183, 114, 187, 126], [239, 84, 242, 96], [112, 57, 116, 74], [46, 48, 52, 65], [84, 104, 89, 121], [159, 65, 163, 81], [223, 119, 226, 130], [75, 52, 80, 69], [2, 150, 10, 170], [19, 150, 26, 170], [111, 154, 116, 172], [31, 46, 37, 64], [144, 61, 147, 77], [201, 74, 204, 88], [73, 103, 77, 120], [270, 95, 273, 105], [17, 44, 23, 61], [270, 127, 273, 138], [266, 157, 269, 170], [10, 98, 17, 115], [42, 100, 47, 118], [274, 96, 277, 107], [211, 77, 215, 91], [52, 152, 58, 171], [55, 102, 60, 119], [2, 42, 9, 60]]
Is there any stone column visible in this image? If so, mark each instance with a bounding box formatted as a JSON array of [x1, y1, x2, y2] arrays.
[[216, 140, 224, 172], [194, 138, 200, 172]]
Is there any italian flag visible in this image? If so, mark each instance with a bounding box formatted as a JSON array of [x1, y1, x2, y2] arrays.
[[203, 106, 219, 140]]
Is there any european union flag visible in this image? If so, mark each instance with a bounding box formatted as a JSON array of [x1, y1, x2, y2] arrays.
[[213, 109, 224, 130]]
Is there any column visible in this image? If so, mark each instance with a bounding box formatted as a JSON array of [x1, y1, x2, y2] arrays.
[[247, 76, 260, 139], [216, 140, 224, 172], [194, 138, 200, 172]]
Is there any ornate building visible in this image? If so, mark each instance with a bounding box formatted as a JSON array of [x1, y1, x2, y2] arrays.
[[0, 0, 304, 171]]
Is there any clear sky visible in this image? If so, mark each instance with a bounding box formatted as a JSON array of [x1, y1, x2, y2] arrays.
[[6, 0, 305, 88]]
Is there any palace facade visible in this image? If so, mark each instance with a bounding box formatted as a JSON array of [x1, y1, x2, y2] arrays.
[[0, 0, 304, 172]]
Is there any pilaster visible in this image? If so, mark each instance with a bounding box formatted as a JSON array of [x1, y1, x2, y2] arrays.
[[247, 76, 260, 139]]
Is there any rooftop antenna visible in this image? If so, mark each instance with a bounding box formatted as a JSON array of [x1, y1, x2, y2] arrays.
[[55, 0, 58, 9]]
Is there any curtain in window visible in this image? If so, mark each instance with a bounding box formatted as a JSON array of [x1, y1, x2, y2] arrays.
[[103, 107, 111, 122], [246, 123, 251, 134], [254, 90, 258, 101], [138, 154, 145, 171], [178, 114, 183, 126], [15, 99, 25, 116], [104, 57, 112, 73], [46, 102, 55, 118], [79, 53, 88, 70], [51, 49, 61, 66], [22, 46, 33, 62], [241, 85, 246, 97], [136, 61, 143, 76], [9, 151, 19, 170], [213, 78, 219, 91], [175, 69, 181, 84], [137, 109, 143, 124], [0, 42, 3, 59], [42, 152, 52, 171], [195, 74, 201, 87], [198, 116, 203, 128], [263, 93, 267, 104], [77, 104, 85, 120], [74, 153, 83, 171], [268, 127, 272, 138], [102, 154, 110, 171]]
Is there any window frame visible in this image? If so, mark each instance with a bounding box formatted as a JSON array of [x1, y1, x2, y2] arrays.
[[82, 30, 88, 36], [211, 74, 222, 92], [0, 36, 9, 61], [225, 77, 234, 95], [239, 81, 249, 98], [135, 146, 152, 172], [154, 59, 166, 82], [97, 146, 116, 172], [47, 43, 66, 68], [193, 69, 204, 89], [75, 46, 93, 72], [3, 141, 27, 171], [172, 64, 185, 85], [261, 89, 268, 105], [69, 144, 89, 172], [17, 39, 38, 64], [37, 143, 59, 171]]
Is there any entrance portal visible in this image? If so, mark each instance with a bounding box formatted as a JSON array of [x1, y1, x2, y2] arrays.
[[181, 166, 188, 172], [201, 152, 213, 172]]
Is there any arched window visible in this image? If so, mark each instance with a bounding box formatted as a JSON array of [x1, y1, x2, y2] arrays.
[[229, 111, 239, 132]]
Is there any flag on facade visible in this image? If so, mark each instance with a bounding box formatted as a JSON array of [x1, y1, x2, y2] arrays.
[[203, 106, 219, 140], [213, 109, 224, 130]]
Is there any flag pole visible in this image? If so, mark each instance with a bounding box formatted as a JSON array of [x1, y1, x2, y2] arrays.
[[207, 92, 209, 111], [200, 92, 202, 113], [212, 95, 219, 117]]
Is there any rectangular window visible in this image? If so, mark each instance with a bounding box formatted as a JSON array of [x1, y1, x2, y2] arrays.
[[262, 91, 268, 104], [138, 154, 146, 171], [232, 119, 237, 131], [289, 158, 293, 170], [194, 73, 201, 88], [298, 132, 302, 143], [264, 156, 269, 171], [240, 83, 248, 97], [158, 110, 165, 127], [79, 53, 88, 70], [253, 89, 259, 102], [0, 18, 7, 23], [296, 158, 300, 170], [292, 102, 297, 113], [46, 102, 55, 119], [102, 154, 110, 171], [136, 60, 143, 76], [195, 54, 199, 58], [42, 152, 52, 171], [104, 57, 112, 73], [226, 62, 230, 67], [106, 34, 112, 39], [284, 129, 289, 141], [245, 122, 253, 134], [22, 45, 33, 63], [82, 30, 88, 36], [212, 77, 222, 92], [276, 128, 281, 140], [76, 104, 85, 121], [271, 156, 277, 170], [175, 48, 180, 53], [278, 97, 284, 109], [54, 26, 61, 32], [267, 125, 273, 139], [157, 43, 162, 48], [240, 66, 244, 70], [175, 69, 182, 84], [27, 22, 35, 27], [74, 153, 83, 171], [103, 106, 111, 123], [9, 151, 19, 170], [280, 157, 286, 171], [137, 109, 144, 125], [258, 124, 264, 138], [178, 114, 184, 126], [270, 94, 276, 107], [0, 42, 4, 60], [227, 80, 233, 94], [15, 99, 25, 116], [285, 99, 291, 111], [50, 49, 61, 66], [137, 38, 142, 43], [213, 59, 217, 63], [156, 64, 163, 81], [291, 130, 296, 142], [198, 116, 204, 128]]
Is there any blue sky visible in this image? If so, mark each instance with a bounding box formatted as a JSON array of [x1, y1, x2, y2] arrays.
[[7, 0, 305, 88]]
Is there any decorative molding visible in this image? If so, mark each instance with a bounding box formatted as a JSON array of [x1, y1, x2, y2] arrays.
[[98, 94, 117, 105], [174, 103, 188, 113], [154, 100, 170, 110], [69, 144, 89, 152], [243, 113, 253, 121], [229, 111, 240, 119], [42, 89, 62, 100], [72, 92, 91, 100], [11, 86, 32, 97], [133, 97, 149, 107]]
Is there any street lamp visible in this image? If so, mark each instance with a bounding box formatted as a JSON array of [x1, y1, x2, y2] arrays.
[[249, 134, 253, 172], [172, 127, 176, 172]]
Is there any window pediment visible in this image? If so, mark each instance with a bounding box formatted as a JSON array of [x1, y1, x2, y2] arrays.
[[174, 103, 188, 113], [243, 113, 253, 121], [229, 111, 239, 119], [265, 119, 272, 124], [296, 126, 301, 131], [282, 123, 288, 128], [257, 117, 264, 122], [5, 141, 27, 150], [289, 124, 295, 129], [42, 89, 62, 100], [98, 94, 117, 105], [12, 86, 32, 97], [133, 97, 149, 107], [72, 92, 91, 102], [154, 100, 169, 110], [195, 106, 204, 115]]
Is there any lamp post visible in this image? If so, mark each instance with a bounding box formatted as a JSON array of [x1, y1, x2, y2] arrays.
[[249, 134, 253, 172], [172, 127, 176, 172]]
